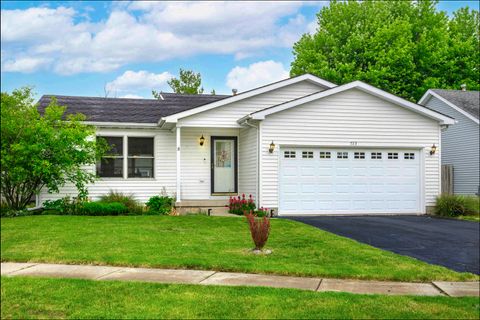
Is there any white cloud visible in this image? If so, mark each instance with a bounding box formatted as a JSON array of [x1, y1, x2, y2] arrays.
[[106, 70, 173, 93], [226, 60, 289, 92], [120, 94, 145, 99], [2, 57, 52, 73], [0, 2, 326, 74]]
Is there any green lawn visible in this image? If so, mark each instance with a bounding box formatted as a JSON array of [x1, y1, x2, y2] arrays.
[[458, 215, 480, 222], [1, 215, 477, 282], [2, 277, 479, 319]]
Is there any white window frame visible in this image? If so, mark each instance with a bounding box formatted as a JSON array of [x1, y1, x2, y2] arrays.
[[127, 136, 155, 178], [97, 135, 155, 179]]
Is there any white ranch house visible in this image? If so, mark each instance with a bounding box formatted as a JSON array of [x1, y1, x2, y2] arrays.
[[38, 74, 455, 215]]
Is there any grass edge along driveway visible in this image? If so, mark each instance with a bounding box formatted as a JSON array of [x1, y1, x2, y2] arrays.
[[2, 277, 479, 319], [1, 215, 477, 282]]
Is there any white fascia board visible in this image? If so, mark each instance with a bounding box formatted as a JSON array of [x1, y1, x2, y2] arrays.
[[83, 121, 160, 128], [251, 81, 455, 125], [419, 90, 479, 125], [160, 74, 337, 125]]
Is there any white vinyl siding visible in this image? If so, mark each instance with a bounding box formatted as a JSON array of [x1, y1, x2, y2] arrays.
[[260, 89, 441, 212], [39, 128, 177, 203], [178, 81, 324, 127], [179, 127, 239, 200], [239, 126, 258, 200], [424, 96, 479, 195]]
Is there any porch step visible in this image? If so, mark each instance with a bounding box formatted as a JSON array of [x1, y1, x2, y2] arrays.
[[176, 200, 229, 215]]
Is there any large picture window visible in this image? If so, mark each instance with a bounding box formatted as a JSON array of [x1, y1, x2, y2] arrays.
[[97, 136, 124, 177], [128, 137, 154, 178]]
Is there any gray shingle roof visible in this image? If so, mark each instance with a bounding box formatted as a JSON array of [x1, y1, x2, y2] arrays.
[[432, 89, 479, 120], [37, 93, 229, 123]]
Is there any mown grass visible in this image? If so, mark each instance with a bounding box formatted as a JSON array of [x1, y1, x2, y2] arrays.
[[2, 277, 479, 319], [1, 215, 477, 281]]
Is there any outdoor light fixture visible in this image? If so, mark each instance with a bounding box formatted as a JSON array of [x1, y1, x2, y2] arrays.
[[199, 134, 205, 146], [269, 141, 275, 153], [430, 144, 437, 155]]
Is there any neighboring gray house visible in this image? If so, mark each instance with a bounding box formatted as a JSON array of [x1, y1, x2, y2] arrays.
[[419, 89, 479, 195]]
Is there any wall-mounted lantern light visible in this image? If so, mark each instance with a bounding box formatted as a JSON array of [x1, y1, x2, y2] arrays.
[[269, 141, 275, 153], [199, 134, 205, 146], [430, 144, 437, 155]]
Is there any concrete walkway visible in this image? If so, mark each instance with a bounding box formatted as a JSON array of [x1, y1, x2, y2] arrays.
[[1, 262, 479, 297]]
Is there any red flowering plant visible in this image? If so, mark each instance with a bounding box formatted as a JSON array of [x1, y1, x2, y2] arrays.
[[228, 194, 256, 215]]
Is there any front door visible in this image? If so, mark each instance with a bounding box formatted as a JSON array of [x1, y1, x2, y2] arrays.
[[211, 136, 237, 194]]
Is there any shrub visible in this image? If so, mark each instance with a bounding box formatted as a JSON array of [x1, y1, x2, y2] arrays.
[[100, 191, 144, 214], [434, 194, 480, 217], [255, 207, 269, 217], [146, 195, 174, 215], [79, 202, 128, 216], [229, 194, 256, 215], [43, 197, 82, 215], [245, 212, 271, 250]]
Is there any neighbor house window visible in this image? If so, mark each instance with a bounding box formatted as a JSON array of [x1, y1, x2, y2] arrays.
[[97, 136, 124, 177], [128, 137, 154, 178]]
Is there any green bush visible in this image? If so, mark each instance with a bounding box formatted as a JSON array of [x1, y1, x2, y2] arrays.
[[43, 197, 81, 215], [434, 194, 480, 217], [100, 191, 144, 214], [146, 195, 174, 215], [79, 202, 128, 216]]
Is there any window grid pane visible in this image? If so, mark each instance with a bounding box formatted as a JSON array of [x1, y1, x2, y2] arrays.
[[284, 151, 296, 158], [320, 151, 331, 159], [371, 152, 382, 159], [404, 153, 415, 160], [354, 152, 365, 159], [302, 151, 313, 159], [337, 152, 348, 159], [388, 152, 399, 159]]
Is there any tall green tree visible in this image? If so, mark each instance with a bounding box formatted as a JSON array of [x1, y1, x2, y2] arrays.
[[153, 69, 204, 97], [0, 87, 107, 210], [291, 0, 479, 101]]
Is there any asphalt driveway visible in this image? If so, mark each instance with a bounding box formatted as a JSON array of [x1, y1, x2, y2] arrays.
[[287, 215, 480, 274]]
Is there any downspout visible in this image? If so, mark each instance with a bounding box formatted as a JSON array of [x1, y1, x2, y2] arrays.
[[244, 119, 260, 208]]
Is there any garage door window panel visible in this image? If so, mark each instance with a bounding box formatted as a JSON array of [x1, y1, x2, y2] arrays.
[[284, 151, 296, 158], [320, 151, 331, 159], [302, 151, 313, 159], [337, 152, 348, 159], [388, 152, 399, 159]]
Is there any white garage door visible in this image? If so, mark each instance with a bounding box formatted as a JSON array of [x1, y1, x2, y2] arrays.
[[279, 148, 421, 215]]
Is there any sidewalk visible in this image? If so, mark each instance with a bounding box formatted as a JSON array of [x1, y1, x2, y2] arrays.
[[1, 262, 479, 297]]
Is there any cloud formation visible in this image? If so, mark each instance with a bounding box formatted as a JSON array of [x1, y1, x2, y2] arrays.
[[106, 70, 173, 94], [1, 2, 317, 74], [226, 60, 289, 92]]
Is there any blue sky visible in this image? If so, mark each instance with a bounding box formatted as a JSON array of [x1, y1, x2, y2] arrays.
[[1, 1, 478, 99]]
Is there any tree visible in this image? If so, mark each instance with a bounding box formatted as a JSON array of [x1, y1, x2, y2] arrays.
[[0, 87, 107, 210], [291, 0, 479, 101], [153, 69, 204, 97]]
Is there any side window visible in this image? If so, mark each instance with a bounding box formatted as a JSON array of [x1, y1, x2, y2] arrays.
[[128, 137, 154, 178], [302, 151, 313, 159], [388, 152, 399, 159], [284, 151, 296, 158], [337, 152, 348, 159], [354, 152, 365, 159], [371, 152, 382, 159], [404, 153, 415, 160], [97, 136, 124, 177], [319, 151, 331, 159]]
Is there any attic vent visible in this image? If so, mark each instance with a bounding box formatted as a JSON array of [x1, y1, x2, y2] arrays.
[[159, 93, 165, 100], [232, 89, 238, 95]]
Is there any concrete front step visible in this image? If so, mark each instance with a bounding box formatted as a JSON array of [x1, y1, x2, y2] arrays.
[[176, 199, 229, 215]]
